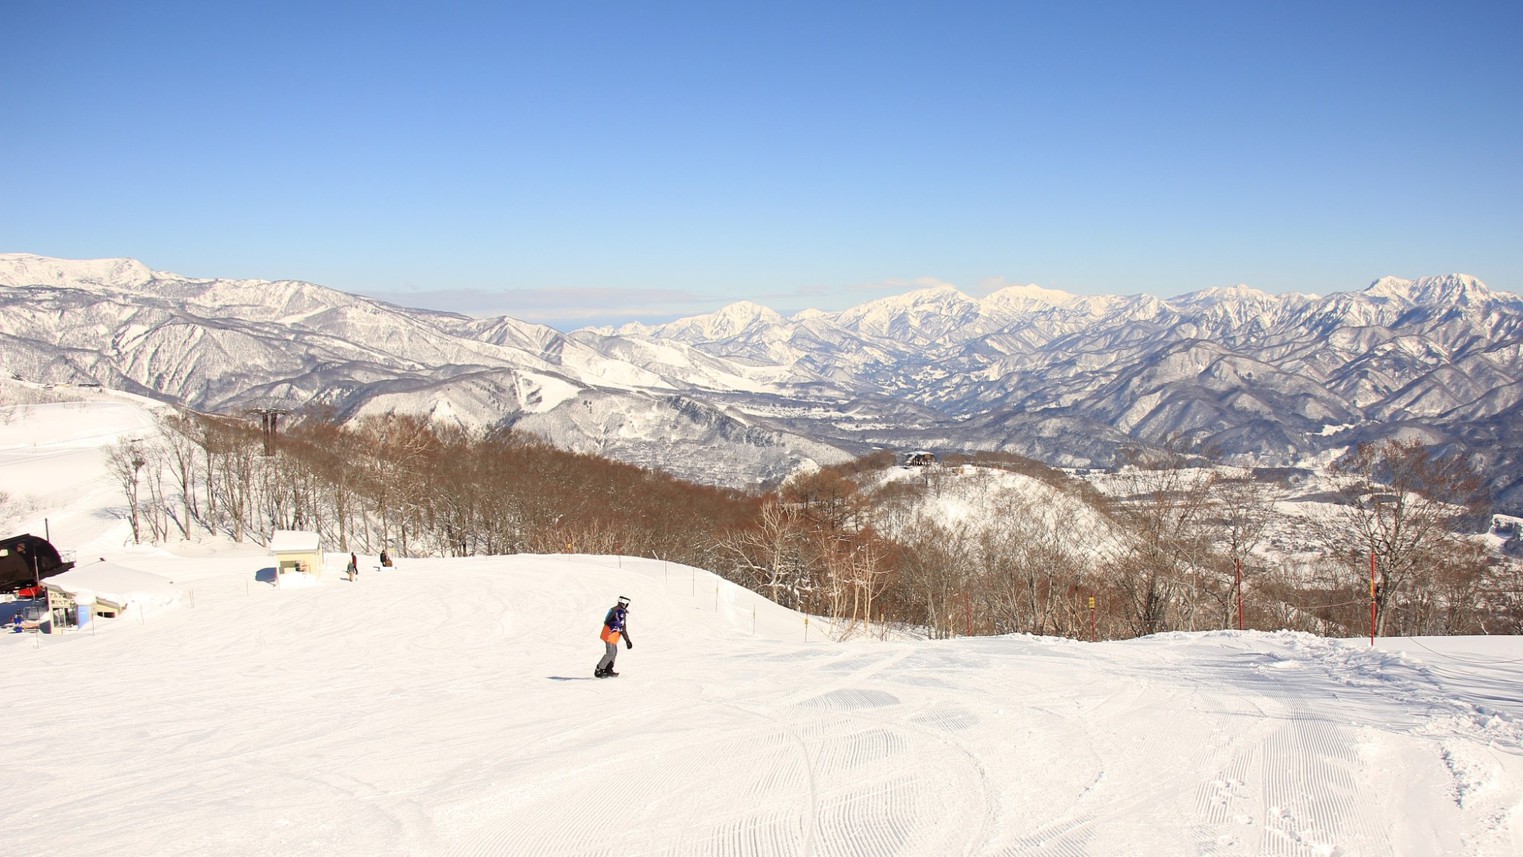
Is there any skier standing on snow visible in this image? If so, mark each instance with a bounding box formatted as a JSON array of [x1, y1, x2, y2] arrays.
[[595, 596, 632, 678]]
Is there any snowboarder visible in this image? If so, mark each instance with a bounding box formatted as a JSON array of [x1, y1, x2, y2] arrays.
[[379, 548, 392, 568], [595, 596, 632, 678], [346, 552, 358, 582]]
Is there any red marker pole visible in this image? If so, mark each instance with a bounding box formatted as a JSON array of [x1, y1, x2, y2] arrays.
[[964, 592, 972, 637]]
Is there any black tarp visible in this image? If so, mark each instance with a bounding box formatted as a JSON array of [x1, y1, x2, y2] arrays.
[[0, 533, 74, 593]]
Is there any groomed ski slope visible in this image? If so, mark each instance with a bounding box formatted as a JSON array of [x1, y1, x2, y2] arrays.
[[3, 393, 1523, 855], [5, 552, 1523, 856]]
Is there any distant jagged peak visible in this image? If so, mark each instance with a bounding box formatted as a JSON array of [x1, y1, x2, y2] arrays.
[[1114, 292, 1172, 315], [0, 253, 154, 290], [906, 281, 973, 299], [1365, 275, 1415, 297], [1173, 283, 1275, 306], [467, 313, 568, 349], [982, 282, 1083, 311], [1364, 273, 1499, 306], [833, 281, 980, 324], [599, 320, 655, 337], [869, 281, 976, 309], [661, 300, 789, 340], [4, 253, 401, 323], [711, 299, 787, 324]]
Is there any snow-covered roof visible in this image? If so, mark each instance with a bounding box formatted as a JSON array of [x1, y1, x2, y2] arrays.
[[269, 530, 321, 553], [44, 562, 180, 609]]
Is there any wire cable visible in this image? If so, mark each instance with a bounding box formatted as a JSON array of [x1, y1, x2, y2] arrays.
[[1394, 635, 1523, 667]]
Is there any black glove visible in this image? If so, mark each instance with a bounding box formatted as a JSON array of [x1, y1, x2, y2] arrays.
[[625, 639, 633, 650]]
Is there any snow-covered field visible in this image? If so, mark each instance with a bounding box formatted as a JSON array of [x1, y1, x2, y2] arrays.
[[4, 393, 1523, 856]]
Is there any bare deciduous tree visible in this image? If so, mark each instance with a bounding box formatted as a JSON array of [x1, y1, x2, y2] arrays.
[[720, 499, 813, 610], [1328, 440, 1490, 636], [105, 438, 147, 543], [1107, 460, 1216, 635], [158, 412, 202, 537], [1208, 475, 1276, 628]]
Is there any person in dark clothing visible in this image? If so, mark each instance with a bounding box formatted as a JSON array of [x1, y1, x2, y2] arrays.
[[595, 596, 632, 678]]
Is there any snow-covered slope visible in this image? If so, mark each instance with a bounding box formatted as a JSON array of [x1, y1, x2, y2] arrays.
[[0, 393, 162, 550], [4, 396, 1523, 856]]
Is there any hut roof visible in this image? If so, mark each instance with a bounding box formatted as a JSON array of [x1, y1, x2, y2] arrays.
[[269, 530, 321, 553], [44, 563, 180, 610]]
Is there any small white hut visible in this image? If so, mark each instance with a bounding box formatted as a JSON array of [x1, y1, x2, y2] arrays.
[[270, 530, 324, 581]]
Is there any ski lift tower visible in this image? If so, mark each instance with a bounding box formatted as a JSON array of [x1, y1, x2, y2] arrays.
[[247, 406, 292, 457]]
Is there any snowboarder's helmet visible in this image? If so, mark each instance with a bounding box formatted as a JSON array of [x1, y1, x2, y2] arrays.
[[617, 596, 630, 607]]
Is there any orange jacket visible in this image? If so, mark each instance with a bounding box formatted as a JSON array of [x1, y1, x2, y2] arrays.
[[600, 605, 630, 644]]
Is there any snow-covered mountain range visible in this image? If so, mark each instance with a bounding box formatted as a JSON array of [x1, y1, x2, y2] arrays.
[[3, 254, 1522, 505]]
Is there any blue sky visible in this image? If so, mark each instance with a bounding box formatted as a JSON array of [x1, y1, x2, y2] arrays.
[[4, 1, 1519, 330]]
